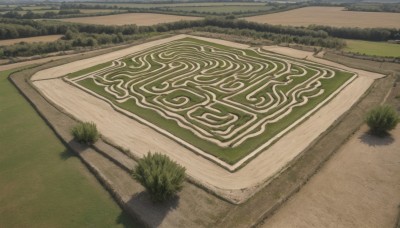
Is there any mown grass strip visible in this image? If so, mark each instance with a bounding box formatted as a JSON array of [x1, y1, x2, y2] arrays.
[[0, 68, 138, 227], [344, 39, 400, 58]]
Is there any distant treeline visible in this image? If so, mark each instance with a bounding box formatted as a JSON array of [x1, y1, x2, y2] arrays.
[[308, 25, 400, 42], [2, 9, 84, 19], [57, 2, 305, 17], [1, 17, 399, 57], [194, 26, 345, 48], [2, 18, 398, 41], [345, 3, 400, 13]]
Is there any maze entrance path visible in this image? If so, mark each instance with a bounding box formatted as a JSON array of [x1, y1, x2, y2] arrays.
[[64, 37, 355, 167], [31, 35, 382, 202]]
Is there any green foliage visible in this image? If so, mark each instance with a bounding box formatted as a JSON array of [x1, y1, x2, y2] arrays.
[[71, 121, 100, 145], [346, 3, 400, 13], [58, 9, 81, 15], [132, 152, 186, 202], [365, 105, 399, 136]]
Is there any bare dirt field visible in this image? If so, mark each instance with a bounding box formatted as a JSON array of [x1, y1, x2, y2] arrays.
[[57, 13, 200, 26], [0, 35, 63, 46], [261, 125, 400, 228], [30, 35, 383, 203], [245, 7, 400, 28]]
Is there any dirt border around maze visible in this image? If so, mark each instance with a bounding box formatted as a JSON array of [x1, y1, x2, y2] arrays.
[[9, 56, 394, 227], [7, 35, 395, 227]]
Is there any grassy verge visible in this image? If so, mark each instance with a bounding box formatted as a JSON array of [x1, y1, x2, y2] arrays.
[[344, 39, 400, 58], [0, 68, 138, 227]]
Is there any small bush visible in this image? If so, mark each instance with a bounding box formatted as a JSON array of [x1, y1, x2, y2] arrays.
[[132, 152, 186, 203], [71, 122, 99, 145], [365, 105, 399, 136]]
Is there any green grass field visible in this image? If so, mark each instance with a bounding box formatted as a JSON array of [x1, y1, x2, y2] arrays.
[[344, 40, 400, 58], [67, 37, 354, 164], [0, 68, 139, 227]]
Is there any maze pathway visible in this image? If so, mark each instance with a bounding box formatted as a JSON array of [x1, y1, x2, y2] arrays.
[[65, 37, 356, 167]]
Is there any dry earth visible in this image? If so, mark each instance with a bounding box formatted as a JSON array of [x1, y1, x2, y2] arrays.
[[0, 55, 70, 71], [261, 125, 400, 228], [0, 35, 63, 46], [0, 46, 117, 71], [30, 35, 383, 203], [245, 7, 400, 28], [57, 13, 200, 26]]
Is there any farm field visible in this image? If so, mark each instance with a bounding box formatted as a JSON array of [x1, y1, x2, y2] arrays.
[[85, 2, 268, 8], [65, 37, 355, 165], [0, 9, 125, 15], [344, 39, 400, 57], [0, 35, 63, 46], [163, 5, 273, 14], [57, 13, 200, 26], [0, 68, 138, 227], [245, 6, 400, 28]]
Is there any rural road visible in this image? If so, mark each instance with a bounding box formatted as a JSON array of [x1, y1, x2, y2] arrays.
[[261, 125, 400, 228]]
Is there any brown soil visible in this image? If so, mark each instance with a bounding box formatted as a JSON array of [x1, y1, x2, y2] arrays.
[[245, 7, 400, 29], [0, 35, 63, 46], [57, 13, 200, 26], [261, 125, 400, 228]]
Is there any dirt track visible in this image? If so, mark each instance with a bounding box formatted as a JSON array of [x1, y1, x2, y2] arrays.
[[57, 13, 200, 26], [262, 125, 400, 228], [245, 7, 400, 29], [31, 35, 383, 202], [0, 35, 63, 46]]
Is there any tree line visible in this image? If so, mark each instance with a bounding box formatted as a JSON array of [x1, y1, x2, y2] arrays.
[[1, 17, 399, 57], [308, 25, 400, 41]]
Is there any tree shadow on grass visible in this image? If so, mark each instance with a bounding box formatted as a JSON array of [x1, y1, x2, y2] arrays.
[[359, 131, 395, 147], [59, 149, 75, 160], [125, 191, 180, 227]]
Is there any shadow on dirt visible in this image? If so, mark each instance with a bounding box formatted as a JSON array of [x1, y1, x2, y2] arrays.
[[359, 132, 395, 147], [126, 191, 180, 227]]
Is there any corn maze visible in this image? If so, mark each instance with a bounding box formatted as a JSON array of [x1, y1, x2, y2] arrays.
[[65, 37, 356, 164]]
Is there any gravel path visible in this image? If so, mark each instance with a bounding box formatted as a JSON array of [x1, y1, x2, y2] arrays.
[[31, 35, 384, 202]]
